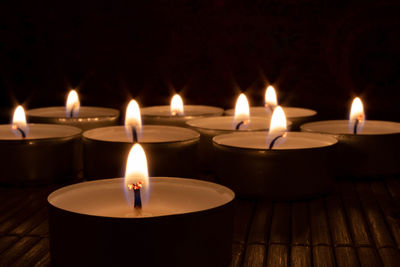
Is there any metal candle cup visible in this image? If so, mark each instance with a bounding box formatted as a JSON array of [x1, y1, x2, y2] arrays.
[[48, 177, 235, 267], [82, 125, 200, 179], [27, 106, 120, 130], [301, 120, 400, 178], [141, 105, 224, 127], [213, 132, 338, 200], [0, 124, 82, 185]]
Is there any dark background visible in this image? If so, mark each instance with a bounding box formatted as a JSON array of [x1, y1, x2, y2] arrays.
[[1, 0, 399, 123]]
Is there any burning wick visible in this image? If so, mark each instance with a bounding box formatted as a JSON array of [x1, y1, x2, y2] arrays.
[[265, 104, 275, 113], [131, 127, 138, 143], [128, 181, 143, 209], [12, 125, 26, 138], [235, 120, 249, 130], [69, 104, 78, 118], [353, 115, 364, 134], [269, 132, 287, 149]]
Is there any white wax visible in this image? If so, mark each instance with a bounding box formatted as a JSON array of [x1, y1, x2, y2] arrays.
[[141, 105, 223, 117], [27, 106, 119, 119], [301, 120, 400, 135], [213, 131, 337, 150], [48, 177, 234, 218], [186, 116, 273, 131], [83, 125, 200, 143], [225, 106, 317, 119], [0, 124, 81, 140]]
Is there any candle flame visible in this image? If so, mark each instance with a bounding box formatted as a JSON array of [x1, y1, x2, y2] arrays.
[[124, 99, 142, 141], [233, 93, 250, 128], [12, 105, 29, 138], [170, 94, 184, 116], [265, 85, 278, 109], [267, 106, 287, 147], [349, 97, 365, 134], [66, 90, 80, 118]]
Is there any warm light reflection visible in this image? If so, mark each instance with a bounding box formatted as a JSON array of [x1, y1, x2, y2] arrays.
[[265, 85, 278, 109], [267, 106, 287, 148], [233, 93, 250, 129], [124, 99, 142, 141], [170, 94, 184, 116], [66, 90, 80, 118], [12, 105, 29, 138], [124, 144, 150, 206], [349, 97, 365, 134]]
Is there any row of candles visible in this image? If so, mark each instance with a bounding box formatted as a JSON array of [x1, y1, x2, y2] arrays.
[[2, 87, 400, 266]]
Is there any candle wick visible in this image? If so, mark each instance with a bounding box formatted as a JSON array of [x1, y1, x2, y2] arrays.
[[235, 120, 248, 130], [128, 182, 143, 210], [353, 118, 359, 135], [131, 127, 138, 143], [269, 132, 287, 149], [265, 104, 274, 113], [16, 127, 26, 138]]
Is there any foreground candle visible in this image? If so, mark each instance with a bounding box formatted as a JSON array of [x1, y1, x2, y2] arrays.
[[0, 106, 82, 184], [27, 90, 120, 130], [301, 97, 400, 178], [48, 144, 235, 267], [141, 93, 223, 127]]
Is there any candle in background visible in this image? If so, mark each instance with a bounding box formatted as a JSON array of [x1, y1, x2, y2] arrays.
[[27, 89, 120, 130], [224, 85, 317, 129], [48, 143, 235, 267], [83, 99, 200, 179], [0, 106, 82, 185], [141, 93, 224, 127], [301, 97, 400, 178], [213, 106, 338, 200]]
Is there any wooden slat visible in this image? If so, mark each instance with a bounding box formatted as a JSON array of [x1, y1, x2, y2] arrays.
[[0, 236, 19, 254], [233, 199, 255, 244], [370, 181, 400, 249], [243, 244, 266, 267], [269, 203, 291, 245], [356, 247, 382, 267], [385, 177, 400, 201], [28, 219, 49, 237], [312, 246, 335, 267], [356, 182, 396, 248], [247, 201, 272, 244], [10, 207, 48, 236], [291, 202, 310, 246], [334, 247, 359, 267], [230, 243, 245, 267], [378, 247, 400, 267], [290, 246, 311, 267], [325, 195, 353, 246], [0, 237, 40, 266], [33, 251, 51, 267], [13, 238, 49, 267], [340, 182, 373, 247], [266, 244, 288, 267], [309, 199, 331, 246]]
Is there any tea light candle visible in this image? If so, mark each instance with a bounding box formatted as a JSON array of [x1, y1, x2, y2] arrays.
[[83, 99, 200, 179], [213, 107, 338, 200], [27, 90, 120, 130], [48, 144, 235, 267], [224, 86, 317, 129], [141, 94, 223, 127], [0, 106, 82, 185], [301, 97, 400, 178]]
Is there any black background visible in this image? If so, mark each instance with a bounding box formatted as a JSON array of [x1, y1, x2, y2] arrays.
[[1, 0, 399, 123]]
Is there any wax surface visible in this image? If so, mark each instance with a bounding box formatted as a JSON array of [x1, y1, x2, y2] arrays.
[[225, 106, 316, 118], [301, 120, 400, 135], [213, 131, 337, 150], [142, 105, 223, 117], [83, 125, 200, 143], [27, 106, 119, 118], [0, 124, 81, 140], [48, 177, 234, 218], [187, 116, 272, 131]]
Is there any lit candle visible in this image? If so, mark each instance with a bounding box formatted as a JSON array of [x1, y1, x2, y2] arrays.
[[0, 106, 81, 184], [83, 99, 200, 178], [48, 144, 235, 267], [186, 94, 292, 172], [213, 106, 338, 199], [301, 97, 400, 178], [141, 93, 224, 127], [27, 89, 120, 130], [224, 85, 317, 129]]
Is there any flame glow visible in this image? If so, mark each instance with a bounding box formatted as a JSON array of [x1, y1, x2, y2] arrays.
[[170, 94, 184, 116], [12, 105, 29, 138], [66, 90, 80, 118], [124, 144, 150, 206], [267, 106, 287, 147], [233, 93, 250, 128], [349, 97, 365, 134], [124, 99, 142, 141], [265, 85, 278, 108]]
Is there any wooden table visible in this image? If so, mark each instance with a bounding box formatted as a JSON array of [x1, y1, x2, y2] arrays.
[[1, 178, 400, 266]]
